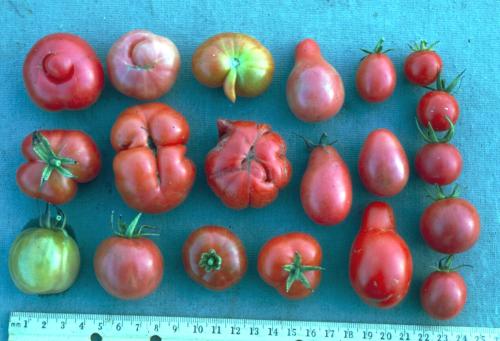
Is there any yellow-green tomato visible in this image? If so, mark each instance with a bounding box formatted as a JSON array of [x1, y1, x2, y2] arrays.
[[9, 227, 80, 294], [192, 33, 274, 102]]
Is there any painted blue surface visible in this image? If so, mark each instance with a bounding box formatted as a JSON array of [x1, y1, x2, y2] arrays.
[[1, 0, 499, 337]]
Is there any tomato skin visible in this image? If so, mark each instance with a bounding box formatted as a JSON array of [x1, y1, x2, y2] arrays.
[[23, 33, 104, 111], [94, 236, 163, 300], [107, 30, 180, 100], [417, 91, 459, 131], [16, 130, 101, 205], [356, 54, 396, 102], [258, 232, 322, 299], [358, 129, 409, 197], [415, 143, 462, 185], [349, 202, 413, 308], [286, 39, 345, 122], [111, 103, 196, 214], [205, 119, 291, 209], [301, 142, 352, 225], [404, 51, 442, 86], [420, 198, 480, 254], [182, 225, 247, 290], [421, 271, 466, 320]]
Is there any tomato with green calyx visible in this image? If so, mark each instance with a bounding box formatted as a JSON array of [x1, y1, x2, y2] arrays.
[[9, 204, 80, 295], [404, 40, 442, 86]]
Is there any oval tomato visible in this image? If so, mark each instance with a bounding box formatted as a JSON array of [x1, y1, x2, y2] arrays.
[[358, 128, 409, 197], [349, 202, 413, 308], [300, 134, 352, 225], [23, 33, 104, 111], [404, 40, 442, 86], [16, 130, 101, 205], [111, 103, 196, 214], [183, 225, 247, 290], [258, 232, 323, 299], [107, 30, 180, 100], [205, 119, 291, 209]]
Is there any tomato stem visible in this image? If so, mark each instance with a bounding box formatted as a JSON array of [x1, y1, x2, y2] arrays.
[[430, 70, 465, 93], [282, 252, 323, 293], [361, 38, 393, 56], [39, 202, 67, 231], [416, 116, 455, 144], [435, 254, 473, 272], [112, 212, 159, 238], [430, 184, 461, 201], [297, 133, 336, 151], [408, 40, 439, 52], [199, 249, 222, 272]]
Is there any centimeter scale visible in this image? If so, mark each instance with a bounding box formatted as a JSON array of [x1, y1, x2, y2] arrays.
[[8, 312, 500, 341]]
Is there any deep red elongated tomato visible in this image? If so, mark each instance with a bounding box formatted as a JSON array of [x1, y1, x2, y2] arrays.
[[286, 39, 345, 122], [300, 134, 352, 225], [358, 129, 409, 197], [349, 202, 413, 308], [404, 40, 442, 86]]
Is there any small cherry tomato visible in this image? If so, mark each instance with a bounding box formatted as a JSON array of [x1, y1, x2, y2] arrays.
[[349, 202, 413, 308], [107, 30, 180, 100], [23, 33, 104, 111], [356, 39, 396, 102], [182, 225, 247, 290], [94, 213, 164, 300], [258, 232, 323, 299], [404, 40, 442, 86]]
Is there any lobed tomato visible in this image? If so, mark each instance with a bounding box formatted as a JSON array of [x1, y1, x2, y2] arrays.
[[404, 40, 442, 86]]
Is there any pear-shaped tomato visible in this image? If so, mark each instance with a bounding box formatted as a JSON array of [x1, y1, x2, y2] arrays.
[[286, 39, 345, 122], [358, 129, 409, 197], [300, 134, 352, 225]]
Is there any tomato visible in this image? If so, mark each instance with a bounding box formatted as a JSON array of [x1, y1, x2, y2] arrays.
[[420, 186, 480, 254], [258, 232, 323, 299], [9, 205, 80, 294], [94, 213, 163, 300], [111, 103, 196, 214], [356, 39, 396, 102], [404, 40, 442, 86], [192, 33, 274, 102], [23, 33, 104, 111], [358, 128, 409, 197], [286, 39, 345, 122], [107, 30, 180, 100], [16, 130, 101, 205], [349, 202, 413, 308], [205, 119, 291, 209], [300, 134, 352, 225], [421, 256, 467, 320], [182, 225, 247, 290]]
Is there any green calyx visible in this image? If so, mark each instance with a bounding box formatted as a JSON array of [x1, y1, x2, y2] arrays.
[[199, 249, 222, 272], [432, 254, 472, 273], [416, 116, 455, 144], [361, 38, 393, 55], [426, 70, 465, 93], [409, 40, 439, 52], [282, 252, 324, 293], [427, 184, 460, 202], [31, 131, 77, 189], [111, 212, 158, 238], [299, 133, 336, 151], [39, 202, 67, 232]]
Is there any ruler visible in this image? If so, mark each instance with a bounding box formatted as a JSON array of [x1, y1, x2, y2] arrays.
[[8, 312, 500, 341]]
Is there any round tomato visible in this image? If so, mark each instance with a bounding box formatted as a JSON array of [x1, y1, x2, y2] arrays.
[[9, 205, 80, 294], [286, 39, 345, 122], [107, 30, 180, 100], [258, 232, 323, 299], [404, 40, 442, 86], [356, 39, 396, 102], [349, 202, 413, 308], [300, 134, 352, 225], [94, 213, 163, 300], [183, 225, 247, 290], [23, 33, 104, 111], [111, 103, 196, 214], [16, 130, 101, 205], [192, 33, 274, 102]]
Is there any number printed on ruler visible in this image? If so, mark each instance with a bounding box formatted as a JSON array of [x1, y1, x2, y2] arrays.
[[8, 312, 500, 341]]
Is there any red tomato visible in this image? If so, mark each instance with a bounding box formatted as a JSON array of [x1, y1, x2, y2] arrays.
[[111, 103, 196, 214], [205, 119, 291, 209], [404, 40, 442, 86], [94, 213, 163, 300], [16, 130, 101, 205], [349, 202, 413, 308], [358, 129, 409, 197], [107, 30, 180, 100], [286, 39, 345, 122], [356, 39, 396, 102], [258, 232, 323, 299], [182, 225, 247, 290], [300, 134, 352, 225], [23, 33, 104, 111]]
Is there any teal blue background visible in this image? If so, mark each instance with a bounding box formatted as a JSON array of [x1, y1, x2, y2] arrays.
[[1, 0, 499, 338]]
